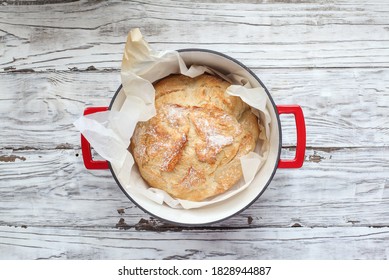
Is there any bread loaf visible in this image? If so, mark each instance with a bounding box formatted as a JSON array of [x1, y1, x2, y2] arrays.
[[130, 74, 260, 201]]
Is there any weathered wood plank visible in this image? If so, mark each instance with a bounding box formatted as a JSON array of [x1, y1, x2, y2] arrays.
[[1, 225, 388, 259], [1, 68, 388, 149], [1, 148, 388, 228], [0, 71, 118, 149], [1, 0, 389, 70], [0, 0, 387, 261]]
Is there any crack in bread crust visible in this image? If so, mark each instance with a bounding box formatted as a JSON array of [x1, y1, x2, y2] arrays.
[[130, 74, 260, 201]]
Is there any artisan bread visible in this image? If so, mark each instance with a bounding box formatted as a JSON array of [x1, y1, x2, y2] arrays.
[[129, 74, 260, 201]]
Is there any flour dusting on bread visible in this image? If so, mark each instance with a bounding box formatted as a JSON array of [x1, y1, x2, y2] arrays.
[[130, 74, 260, 201]]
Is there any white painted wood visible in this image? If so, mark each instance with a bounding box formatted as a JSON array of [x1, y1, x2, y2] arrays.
[[1, 148, 388, 228], [0, 69, 388, 149], [0, 0, 388, 260], [1, 0, 389, 70], [1, 225, 388, 260]]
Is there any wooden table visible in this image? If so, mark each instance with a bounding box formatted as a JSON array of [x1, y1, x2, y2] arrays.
[[1, 0, 388, 260]]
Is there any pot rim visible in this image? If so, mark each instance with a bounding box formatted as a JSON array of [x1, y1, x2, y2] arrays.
[[108, 48, 282, 226]]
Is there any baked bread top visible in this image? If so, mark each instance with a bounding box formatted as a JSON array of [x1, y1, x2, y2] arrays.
[[130, 74, 260, 202]]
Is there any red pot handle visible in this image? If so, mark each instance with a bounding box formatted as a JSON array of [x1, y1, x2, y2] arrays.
[[277, 105, 306, 168], [81, 107, 110, 170]]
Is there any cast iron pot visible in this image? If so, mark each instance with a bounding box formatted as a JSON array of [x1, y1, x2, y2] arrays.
[[81, 49, 306, 226]]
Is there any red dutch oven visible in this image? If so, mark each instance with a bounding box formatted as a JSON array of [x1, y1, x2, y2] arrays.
[[81, 49, 306, 226]]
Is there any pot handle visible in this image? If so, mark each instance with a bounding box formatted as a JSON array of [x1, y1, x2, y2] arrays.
[[81, 107, 110, 170], [277, 105, 306, 168]]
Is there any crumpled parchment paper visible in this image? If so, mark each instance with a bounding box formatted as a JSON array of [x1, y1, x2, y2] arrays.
[[74, 28, 271, 209]]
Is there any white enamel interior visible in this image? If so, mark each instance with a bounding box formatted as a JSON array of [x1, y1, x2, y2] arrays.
[[110, 50, 281, 225]]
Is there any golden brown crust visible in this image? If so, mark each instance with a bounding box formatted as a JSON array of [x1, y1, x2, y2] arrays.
[[130, 74, 260, 201]]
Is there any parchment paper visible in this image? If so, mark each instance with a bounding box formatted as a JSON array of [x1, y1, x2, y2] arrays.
[[74, 28, 271, 209]]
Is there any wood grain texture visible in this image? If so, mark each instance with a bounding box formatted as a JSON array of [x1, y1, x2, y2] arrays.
[[1, 0, 389, 70], [1, 0, 388, 260], [0, 68, 388, 149], [1, 148, 388, 228], [1, 225, 389, 260]]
